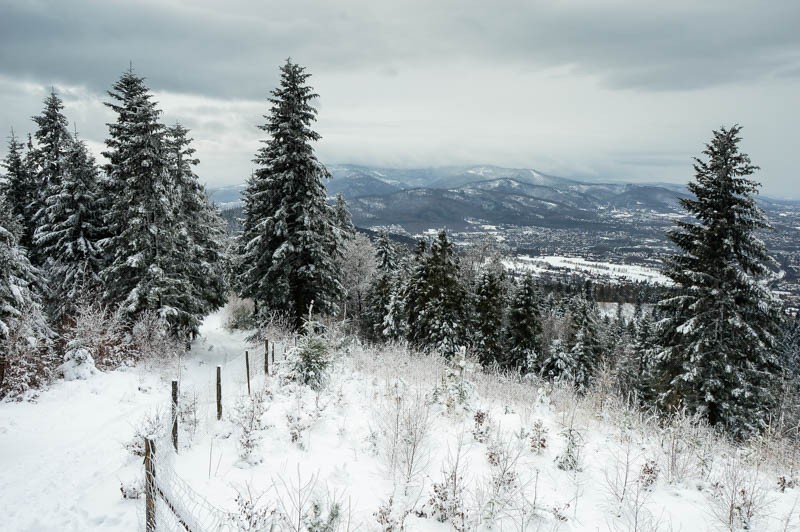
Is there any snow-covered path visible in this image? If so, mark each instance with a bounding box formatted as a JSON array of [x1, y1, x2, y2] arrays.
[[0, 311, 250, 531]]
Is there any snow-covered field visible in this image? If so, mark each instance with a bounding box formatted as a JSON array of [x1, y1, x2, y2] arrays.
[[505, 255, 671, 286], [1, 309, 798, 531]]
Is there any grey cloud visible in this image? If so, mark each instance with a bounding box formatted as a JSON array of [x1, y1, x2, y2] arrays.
[[1, 1, 799, 98]]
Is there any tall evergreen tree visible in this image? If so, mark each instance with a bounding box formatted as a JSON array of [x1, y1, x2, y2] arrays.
[[238, 59, 344, 327], [409, 230, 467, 357], [654, 125, 782, 437], [472, 267, 507, 367], [1, 130, 36, 249], [101, 69, 188, 332], [504, 273, 544, 371], [33, 134, 105, 324], [0, 192, 53, 397], [164, 123, 227, 333], [29, 91, 73, 263], [364, 231, 399, 339]]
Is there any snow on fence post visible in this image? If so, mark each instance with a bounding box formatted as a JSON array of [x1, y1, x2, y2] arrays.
[[245, 350, 251, 396], [145, 437, 156, 532], [216, 366, 222, 420], [171, 380, 179, 452]]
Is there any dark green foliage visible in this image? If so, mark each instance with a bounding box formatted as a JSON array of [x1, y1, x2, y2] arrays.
[[654, 125, 782, 438], [164, 124, 228, 333], [504, 273, 544, 371], [102, 69, 181, 326], [1, 131, 36, 249], [238, 60, 345, 328], [472, 267, 507, 367], [407, 231, 468, 357], [33, 135, 105, 323]]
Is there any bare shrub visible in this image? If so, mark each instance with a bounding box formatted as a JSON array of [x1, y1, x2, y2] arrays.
[[233, 390, 270, 463], [271, 468, 343, 532], [129, 311, 186, 367], [529, 419, 548, 454], [223, 295, 256, 331], [477, 438, 524, 525], [418, 436, 468, 531], [375, 382, 433, 489], [125, 408, 168, 457], [228, 484, 275, 531], [119, 476, 144, 499], [707, 456, 772, 531], [472, 409, 492, 443]]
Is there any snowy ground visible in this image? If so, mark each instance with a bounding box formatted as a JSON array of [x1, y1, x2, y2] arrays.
[[1, 309, 799, 531], [505, 255, 671, 286]]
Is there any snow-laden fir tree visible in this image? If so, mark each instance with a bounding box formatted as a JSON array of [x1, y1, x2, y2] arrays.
[[29, 90, 73, 264], [504, 273, 543, 371], [364, 231, 400, 340], [33, 134, 105, 324], [406, 231, 467, 357], [471, 266, 507, 368], [101, 68, 190, 333], [1, 130, 37, 250], [654, 125, 782, 438], [238, 59, 345, 328], [0, 192, 54, 398], [164, 123, 227, 334]]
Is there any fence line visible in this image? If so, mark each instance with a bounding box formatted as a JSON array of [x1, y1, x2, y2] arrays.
[[143, 336, 291, 531]]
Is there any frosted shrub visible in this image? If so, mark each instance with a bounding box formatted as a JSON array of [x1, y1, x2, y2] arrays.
[[303, 499, 342, 532], [61, 301, 130, 371], [129, 310, 185, 364], [529, 419, 549, 454], [556, 426, 584, 472], [283, 318, 332, 391], [472, 409, 492, 443], [119, 476, 144, 499], [375, 496, 411, 531], [0, 301, 56, 400], [229, 486, 274, 531], [708, 457, 771, 531], [233, 391, 270, 463], [224, 295, 256, 331], [419, 439, 468, 531], [125, 409, 167, 457]]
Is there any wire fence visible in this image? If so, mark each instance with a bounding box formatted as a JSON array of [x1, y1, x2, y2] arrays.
[[142, 337, 293, 531]]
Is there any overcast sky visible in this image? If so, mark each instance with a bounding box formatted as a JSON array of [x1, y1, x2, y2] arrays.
[[1, 0, 798, 196]]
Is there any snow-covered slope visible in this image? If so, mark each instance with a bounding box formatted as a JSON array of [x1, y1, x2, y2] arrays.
[[1, 309, 797, 531]]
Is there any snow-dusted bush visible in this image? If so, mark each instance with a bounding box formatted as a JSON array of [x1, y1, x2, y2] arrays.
[[228, 485, 275, 531], [129, 310, 186, 364], [375, 383, 433, 487], [233, 390, 270, 463], [0, 301, 56, 400], [419, 438, 468, 531], [223, 295, 255, 331], [707, 457, 771, 531], [125, 409, 168, 457], [529, 419, 548, 454], [375, 495, 411, 531], [61, 302, 132, 371], [556, 425, 584, 472], [472, 409, 492, 443], [119, 476, 144, 499], [282, 318, 332, 391]]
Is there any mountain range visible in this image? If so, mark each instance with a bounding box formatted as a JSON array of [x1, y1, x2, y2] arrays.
[[208, 164, 794, 232]]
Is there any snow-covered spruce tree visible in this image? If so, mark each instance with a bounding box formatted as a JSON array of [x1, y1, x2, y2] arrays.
[[653, 125, 782, 438], [0, 192, 54, 398], [238, 59, 345, 328], [364, 231, 400, 340], [101, 68, 191, 334], [163, 123, 227, 334], [1, 130, 37, 250], [471, 266, 507, 368], [540, 294, 600, 392], [29, 90, 73, 265], [33, 134, 105, 325], [504, 272, 544, 371], [408, 230, 467, 357]]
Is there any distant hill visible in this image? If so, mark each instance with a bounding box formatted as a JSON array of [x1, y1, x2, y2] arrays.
[[208, 164, 796, 234]]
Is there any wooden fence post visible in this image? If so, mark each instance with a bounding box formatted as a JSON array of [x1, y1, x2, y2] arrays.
[[245, 350, 251, 396], [145, 437, 156, 532], [216, 366, 222, 420], [171, 380, 178, 452], [271, 344, 275, 365]]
